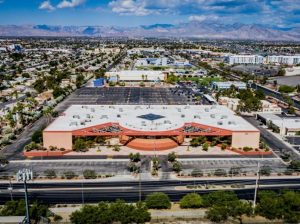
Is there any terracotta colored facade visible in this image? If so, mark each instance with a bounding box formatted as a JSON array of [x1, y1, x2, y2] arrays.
[[43, 122, 260, 150]]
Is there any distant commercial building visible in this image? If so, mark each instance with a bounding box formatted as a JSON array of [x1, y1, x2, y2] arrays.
[[257, 113, 300, 136], [266, 55, 300, 65], [227, 55, 264, 65], [135, 57, 168, 67], [43, 105, 260, 150], [106, 70, 167, 82], [212, 81, 247, 90]]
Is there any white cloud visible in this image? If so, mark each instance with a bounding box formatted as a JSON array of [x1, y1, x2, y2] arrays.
[[109, 0, 151, 16], [188, 15, 219, 22], [39, 1, 55, 11], [57, 0, 85, 9]]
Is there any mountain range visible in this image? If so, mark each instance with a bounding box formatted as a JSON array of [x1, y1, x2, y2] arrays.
[[0, 21, 300, 41]]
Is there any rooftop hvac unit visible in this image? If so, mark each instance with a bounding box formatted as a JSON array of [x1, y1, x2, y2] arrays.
[[210, 114, 215, 118], [181, 114, 185, 118], [70, 121, 78, 126], [73, 115, 80, 119], [217, 121, 223, 125], [86, 114, 91, 118], [228, 121, 236, 125], [117, 114, 121, 118], [221, 115, 228, 119]]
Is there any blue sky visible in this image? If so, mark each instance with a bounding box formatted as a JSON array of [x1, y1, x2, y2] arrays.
[[0, 0, 299, 28]]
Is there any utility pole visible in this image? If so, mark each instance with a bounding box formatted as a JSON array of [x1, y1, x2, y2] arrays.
[[253, 162, 260, 210], [81, 182, 84, 205], [16, 169, 33, 224], [8, 178, 13, 201], [139, 170, 142, 202]]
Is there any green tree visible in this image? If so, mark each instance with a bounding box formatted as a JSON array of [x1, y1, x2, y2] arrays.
[[289, 160, 300, 170], [145, 192, 171, 209], [255, 191, 283, 220], [167, 152, 177, 163], [70, 201, 150, 224], [0, 200, 49, 223], [129, 153, 141, 162], [31, 130, 43, 143], [172, 160, 182, 173], [206, 205, 229, 223], [277, 68, 286, 76], [73, 138, 87, 152], [179, 193, 203, 208]]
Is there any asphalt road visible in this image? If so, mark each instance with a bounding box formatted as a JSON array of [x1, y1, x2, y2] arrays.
[[1, 178, 299, 204]]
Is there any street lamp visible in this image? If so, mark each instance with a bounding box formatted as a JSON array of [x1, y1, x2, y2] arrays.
[[16, 169, 33, 224]]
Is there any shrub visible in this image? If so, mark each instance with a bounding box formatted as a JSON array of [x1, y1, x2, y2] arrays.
[[44, 169, 56, 179], [180, 193, 203, 208], [172, 161, 182, 173], [214, 169, 227, 177], [63, 171, 76, 179], [83, 170, 97, 179], [145, 192, 171, 209], [260, 166, 271, 176], [243, 146, 253, 152], [221, 143, 227, 150], [191, 169, 203, 177], [202, 142, 209, 151], [53, 214, 63, 222], [112, 144, 121, 152]]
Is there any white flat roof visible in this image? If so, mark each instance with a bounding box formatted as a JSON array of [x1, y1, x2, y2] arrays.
[[258, 113, 300, 130], [45, 105, 258, 132]]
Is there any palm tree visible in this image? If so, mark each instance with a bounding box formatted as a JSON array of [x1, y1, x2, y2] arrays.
[[43, 107, 54, 124]]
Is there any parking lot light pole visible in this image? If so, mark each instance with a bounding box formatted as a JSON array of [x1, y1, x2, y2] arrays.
[[16, 169, 33, 224]]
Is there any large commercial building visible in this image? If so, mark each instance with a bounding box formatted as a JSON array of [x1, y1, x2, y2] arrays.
[[266, 55, 300, 65], [135, 58, 168, 67], [257, 113, 300, 136], [212, 81, 247, 90], [226, 54, 300, 65], [43, 105, 260, 150], [106, 70, 167, 82], [227, 55, 264, 65]]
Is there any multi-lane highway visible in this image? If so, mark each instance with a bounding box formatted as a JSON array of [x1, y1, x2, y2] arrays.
[[1, 178, 300, 204]]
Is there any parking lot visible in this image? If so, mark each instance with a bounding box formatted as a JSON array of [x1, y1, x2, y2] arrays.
[[180, 158, 285, 173], [3, 160, 131, 177], [59, 87, 196, 111]]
